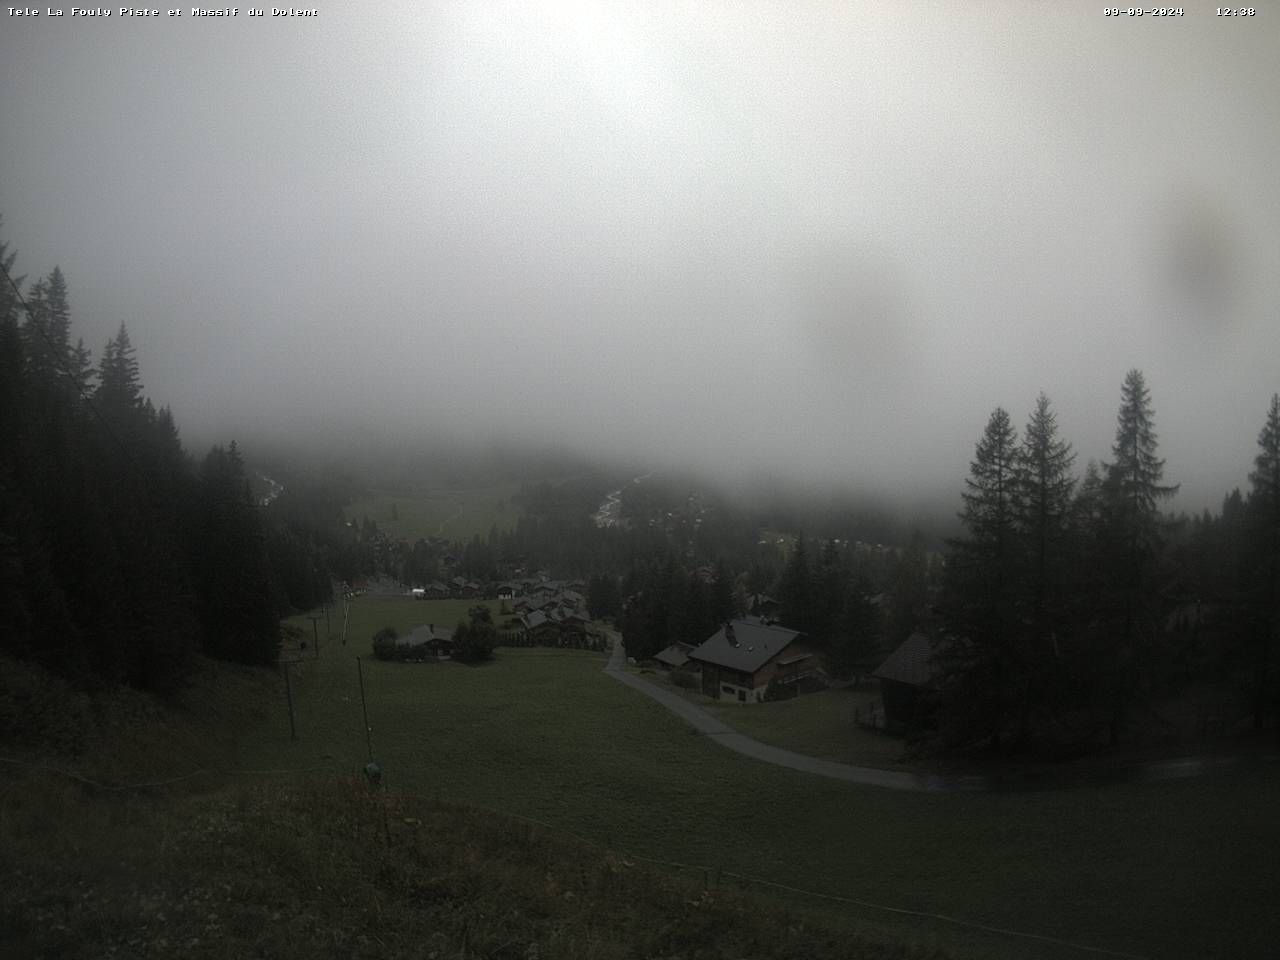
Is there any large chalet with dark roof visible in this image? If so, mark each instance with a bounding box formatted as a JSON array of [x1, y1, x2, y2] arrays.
[[686, 618, 812, 703]]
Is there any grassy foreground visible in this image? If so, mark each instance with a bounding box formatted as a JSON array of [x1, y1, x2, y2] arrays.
[[3, 771, 936, 960], [2, 654, 927, 959], [5, 593, 1280, 959], [270, 598, 1280, 959]]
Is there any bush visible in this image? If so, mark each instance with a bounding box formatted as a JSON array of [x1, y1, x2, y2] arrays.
[[453, 619, 497, 664], [371, 627, 398, 661]]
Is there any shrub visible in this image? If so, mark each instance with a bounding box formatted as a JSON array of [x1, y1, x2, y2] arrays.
[[454, 619, 497, 664], [372, 627, 398, 661]]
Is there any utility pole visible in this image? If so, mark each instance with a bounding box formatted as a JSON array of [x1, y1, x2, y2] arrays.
[[282, 661, 298, 741], [324, 602, 331, 638], [307, 614, 322, 659], [356, 656, 391, 846], [342, 599, 350, 646]]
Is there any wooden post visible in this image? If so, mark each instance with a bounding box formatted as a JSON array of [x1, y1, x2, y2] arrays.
[[283, 661, 297, 741], [307, 614, 322, 659], [357, 656, 374, 762], [342, 600, 350, 646], [324, 603, 331, 638]]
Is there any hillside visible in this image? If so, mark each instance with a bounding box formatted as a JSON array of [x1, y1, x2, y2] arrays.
[[0, 655, 939, 960], [5, 599, 1280, 959]]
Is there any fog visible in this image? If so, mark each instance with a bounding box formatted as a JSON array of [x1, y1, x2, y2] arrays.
[[3, 3, 1278, 513]]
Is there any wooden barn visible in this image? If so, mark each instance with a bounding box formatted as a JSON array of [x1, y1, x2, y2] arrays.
[[871, 632, 940, 732]]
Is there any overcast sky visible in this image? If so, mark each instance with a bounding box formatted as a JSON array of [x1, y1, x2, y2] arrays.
[[2, 3, 1277, 511]]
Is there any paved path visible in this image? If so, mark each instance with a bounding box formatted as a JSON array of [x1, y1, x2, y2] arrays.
[[604, 637, 935, 792], [602, 637, 1271, 794]]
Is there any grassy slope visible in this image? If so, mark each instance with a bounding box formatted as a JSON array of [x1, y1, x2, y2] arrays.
[[267, 597, 1280, 960], [4, 774, 932, 960], [5, 597, 1280, 959], [346, 483, 522, 542], [3, 654, 923, 960]]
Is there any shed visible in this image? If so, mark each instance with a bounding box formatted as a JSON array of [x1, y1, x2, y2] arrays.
[[871, 632, 940, 732]]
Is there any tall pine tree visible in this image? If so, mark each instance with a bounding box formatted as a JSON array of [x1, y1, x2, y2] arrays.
[[1014, 393, 1076, 734], [941, 407, 1022, 748], [1247, 394, 1280, 733], [1100, 370, 1177, 743]]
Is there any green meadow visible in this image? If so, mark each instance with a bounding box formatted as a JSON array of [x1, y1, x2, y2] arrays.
[[258, 596, 1280, 960]]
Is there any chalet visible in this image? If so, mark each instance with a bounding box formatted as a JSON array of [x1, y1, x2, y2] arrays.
[[871, 632, 940, 732], [396, 623, 456, 659], [425, 581, 449, 598], [554, 607, 590, 640], [514, 593, 557, 614], [496, 582, 518, 601], [520, 609, 561, 645], [410, 587, 426, 599], [449, 576, 468, 597], [686, 618, 812, 703]]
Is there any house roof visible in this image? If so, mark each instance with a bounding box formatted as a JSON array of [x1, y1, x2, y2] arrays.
[[654, 643, 692, 668], [397, 624, 455, 647], [872, 632, 939, 687], [687, 619, 803, 674], [521, 610, 550, 630]]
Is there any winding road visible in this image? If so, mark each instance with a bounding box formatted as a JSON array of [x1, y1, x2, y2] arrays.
[[604, 636, 932, 791], [602, 636, 1268, 793]]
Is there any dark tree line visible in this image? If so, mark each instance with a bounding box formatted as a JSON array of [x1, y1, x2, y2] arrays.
[[0, 228, 336, 692], [616, 536, 919, 676], [617, 557, 736, 661], [939, 372, 1280, 752]]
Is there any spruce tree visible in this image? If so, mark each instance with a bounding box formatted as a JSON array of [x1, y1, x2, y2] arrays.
[[1247, 394, 1280, 732], [778, 534, 812, 632], [995, 394, 1078, 740], [941, 407, 1022, 747], [1100, 370, 1177, 743], [1016, 393, 1076, 658], [97, 324, 143, 416], [1107, 370, 1177, 533]]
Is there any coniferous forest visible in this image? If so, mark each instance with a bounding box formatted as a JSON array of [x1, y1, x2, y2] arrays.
[[0, 227, 340, 693], [934, 377, 1280, 752]]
